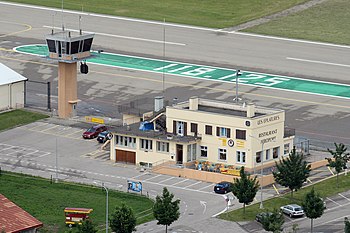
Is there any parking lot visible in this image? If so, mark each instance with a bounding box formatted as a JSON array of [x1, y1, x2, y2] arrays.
[[1, 119, 349, 233]]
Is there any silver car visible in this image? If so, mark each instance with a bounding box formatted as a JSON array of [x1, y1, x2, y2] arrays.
[[280, 204, 304, 218]]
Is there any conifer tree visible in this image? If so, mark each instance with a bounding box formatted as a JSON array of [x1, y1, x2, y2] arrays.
[[231, 166, 259, 215], [273, 147, 311, 198], [153, 187, 180, 233], [326, 143, 350, 188]]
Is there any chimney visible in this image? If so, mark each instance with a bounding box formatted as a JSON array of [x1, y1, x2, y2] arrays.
[[189, 96, 199, 110], [246, 103, 255, 118], [154, 96, 164, 112]]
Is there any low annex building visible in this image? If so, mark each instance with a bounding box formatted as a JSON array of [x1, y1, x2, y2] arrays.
[[0, 63, 27, 111], [0, 194, 43, 233], [110, 97, 294, 171]]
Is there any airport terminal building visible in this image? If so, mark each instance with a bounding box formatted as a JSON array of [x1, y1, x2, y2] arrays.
[[110, 97, 295, 171]]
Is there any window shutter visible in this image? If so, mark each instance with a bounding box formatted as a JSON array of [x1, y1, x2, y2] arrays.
[[227, 128, 231, 138], [191, 123, 198, 134], [173, 121, 176, 134], [216, 127, 220, 136], [184, 122, 187, 136]]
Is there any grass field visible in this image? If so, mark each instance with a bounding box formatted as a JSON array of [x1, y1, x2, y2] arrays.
[[0, 171, 154, 232], [244, 0, 350, 45], [219, 173, 350, 222], [0, 109, 48, 131], [2, 0, 308, 28]]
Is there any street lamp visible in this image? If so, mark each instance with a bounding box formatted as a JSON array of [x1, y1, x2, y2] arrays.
[[94, 182, 109, 233], [235, 69, 242, 103], [102, 183, 109, 233], [250, 135, 264, 209]]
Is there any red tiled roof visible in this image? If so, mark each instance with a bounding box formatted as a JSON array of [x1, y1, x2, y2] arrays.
[[0, 194, 43, 233]]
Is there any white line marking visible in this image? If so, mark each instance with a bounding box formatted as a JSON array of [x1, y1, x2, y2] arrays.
[[65, 129, 83, 136], [131, 172, 150, 179], [339, 193, 350, 202], [314, 215, 349, 227], [287, 57, 350, 68], [184, 181, 202, 188], [143, 174, 162, 181], [3, 1, 350, 50], [41, 124, 60, 132], [158, 176, 175, 184], [43, 26, 186, 46], [198, 183, 213, 191], [326, 197, 342, 206], [230, 31, 350, 49], [27, 122, 49, 130], [172, 179, 189, 186], [37, 152, 51, 158], [0, 146, 15, 152]]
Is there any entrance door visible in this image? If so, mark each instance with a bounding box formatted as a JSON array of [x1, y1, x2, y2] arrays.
[[176, 144, 183, 164]]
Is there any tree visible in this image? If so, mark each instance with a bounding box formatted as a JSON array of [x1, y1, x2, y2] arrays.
[[77, 219, 97, 233], [273, 147, 311, 198], [110, 203, 136, 233], [302, 187, 325, 233], [326, 143, 350, 188], [231, 166, 259, 215], [260, 209, 284, 233], [345, 217, 350, 233], [153, 187, 180, 233]]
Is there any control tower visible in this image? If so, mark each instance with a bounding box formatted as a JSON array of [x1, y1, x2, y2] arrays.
[[45, 30, 94, 118]]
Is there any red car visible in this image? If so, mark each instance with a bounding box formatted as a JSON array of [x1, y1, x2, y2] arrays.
[[82, 125, 107, 139]]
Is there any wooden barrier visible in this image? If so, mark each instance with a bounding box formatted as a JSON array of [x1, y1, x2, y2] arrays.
[[153, 159, 329, 187]]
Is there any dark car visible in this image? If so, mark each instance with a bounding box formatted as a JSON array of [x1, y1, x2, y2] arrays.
[[214, 181, 232, 194], [97, 131, 112, 143], [82, 125, 107, 139], [256, 212, 273, 223]]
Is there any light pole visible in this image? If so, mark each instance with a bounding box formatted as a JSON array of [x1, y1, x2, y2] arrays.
[[250, 135, 264, 209], [102, 183, 109, 233], [235, 69, 242, 103]]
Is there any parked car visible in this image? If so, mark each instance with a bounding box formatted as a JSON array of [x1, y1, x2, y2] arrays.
[[280, 204, 304, 218], [214, 181, 232, 194], [255, 212, 273, 223], [82, 125, 107, 139], [97, 131, 112, 143]]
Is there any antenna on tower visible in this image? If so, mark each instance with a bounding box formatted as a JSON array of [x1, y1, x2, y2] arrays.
[[61, 0, 64, 31], [79, 5, 83, 35], [51, 12, 55, 35]]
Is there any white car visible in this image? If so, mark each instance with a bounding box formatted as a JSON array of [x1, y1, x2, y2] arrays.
[[280, 204, 304, 218]]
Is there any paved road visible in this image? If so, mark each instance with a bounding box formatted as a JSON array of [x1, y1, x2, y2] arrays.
[[1, 119, 348, 233], [1, 1, 350, 148], [15, 44, 350, 99], [0, 120, 249, 233], [1, 1, 350, 84]]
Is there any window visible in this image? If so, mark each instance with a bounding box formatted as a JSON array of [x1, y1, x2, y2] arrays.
[[200, 146, 208, 157], [284, 143, 290, 155], [236, 151, 246, 163], [140, 139, 153, 151], [273, 147, 280, 159], [205, 125, 212, 135], [115, 135, 136, 148], [173, 121, 187, 136], [236, 129, 246, 140], [216, 127, 231, 138], [218, 148, 227, 161], [265, 149, 270, 160], [187, 144, 197, 162], [157, 141, 169, 153], [190, 123, 198, 134], [256, 151, 262, 163]]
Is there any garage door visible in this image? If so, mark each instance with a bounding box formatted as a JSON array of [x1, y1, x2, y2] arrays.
[[116, 149, 136, 164]]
